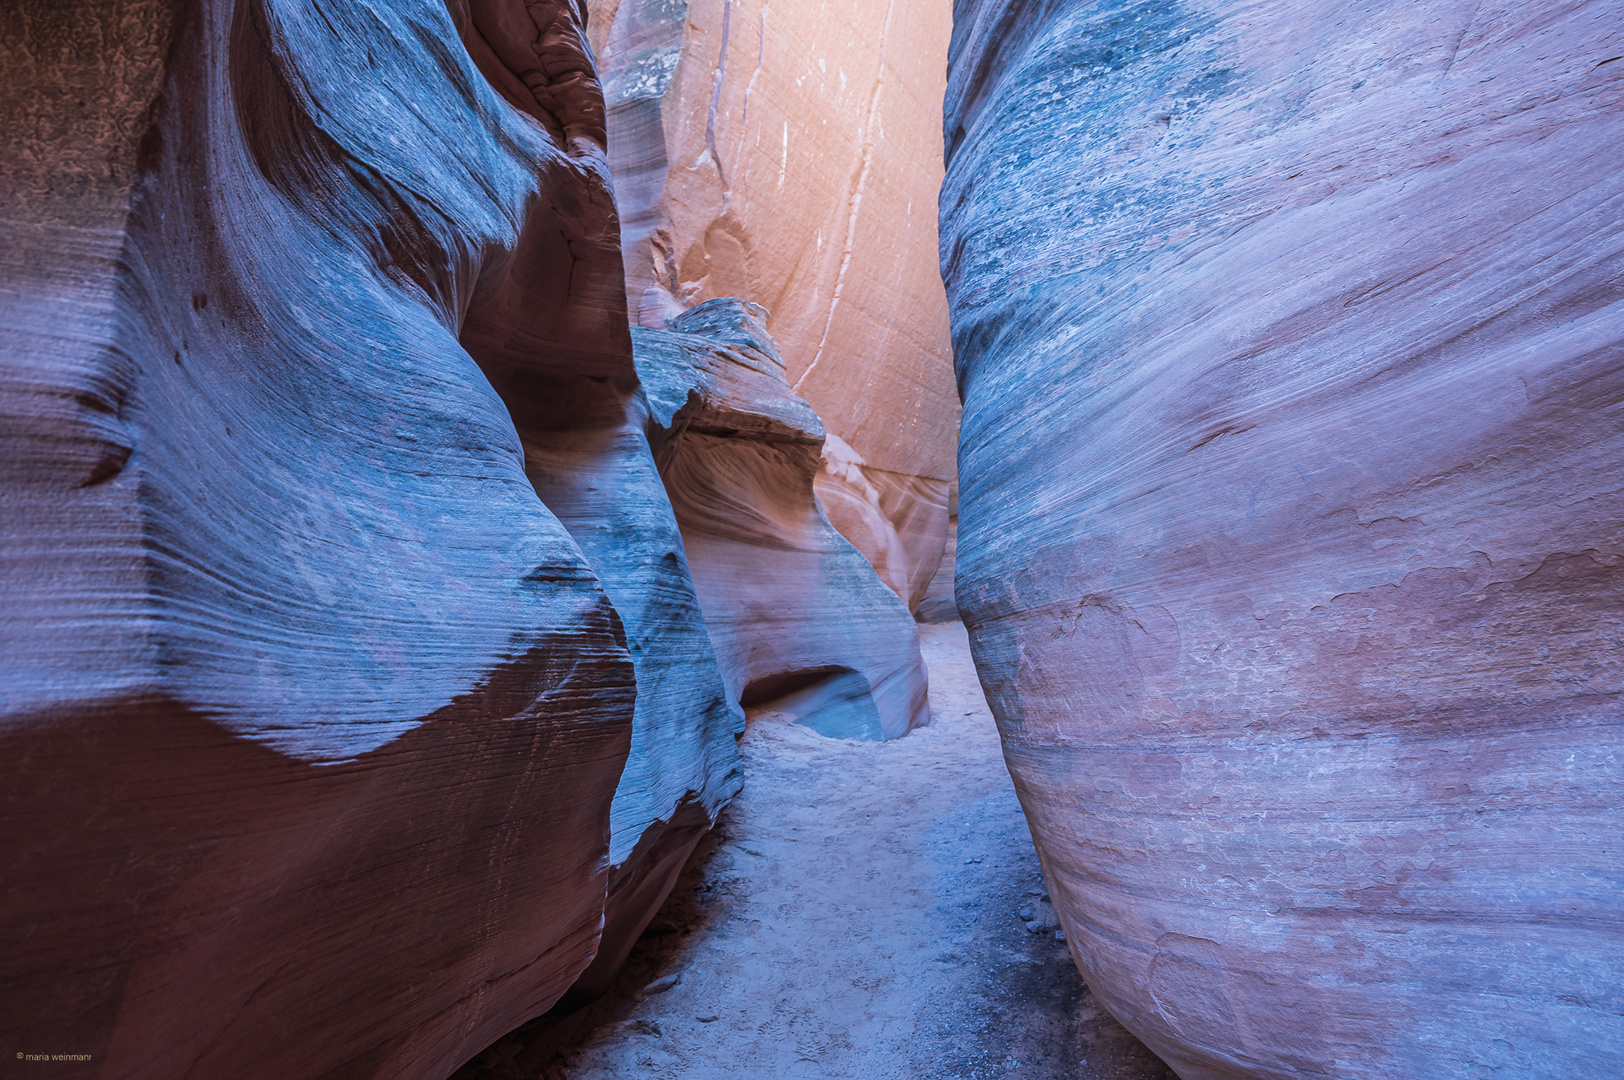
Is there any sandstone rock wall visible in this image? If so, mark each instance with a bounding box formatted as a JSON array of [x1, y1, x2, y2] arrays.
[[499, 335, 745, 1007], [636, 298, 931, 741], [452, 0, 746, 1005], [941, 1, 1624, 1077], [914, 482, 960, 624], [585, 0, 959, 609], [1, 0, 738, 1073]]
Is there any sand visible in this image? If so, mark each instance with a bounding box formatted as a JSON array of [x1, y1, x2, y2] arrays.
[[454, 621, 1177, 1080]]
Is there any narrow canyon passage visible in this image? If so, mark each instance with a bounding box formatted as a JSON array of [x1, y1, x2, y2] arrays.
[[454, 623, 1176, 1080], [7, 1, 1617, 1076]]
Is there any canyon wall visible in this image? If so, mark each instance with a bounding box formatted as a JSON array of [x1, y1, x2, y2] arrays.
[[1, 0, 739, 1073], [637, 298, 931, 741], [586, 0, 959, 610], [941, 2, 1624, 1078]]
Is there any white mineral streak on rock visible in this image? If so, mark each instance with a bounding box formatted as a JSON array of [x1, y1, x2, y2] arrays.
[[636, 298, 931, 742], [586, 0, 960, 612], [941, 1, 1624, 1077]]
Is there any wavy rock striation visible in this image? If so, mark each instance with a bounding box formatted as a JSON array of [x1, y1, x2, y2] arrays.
[[2, 0, 737, 1074], [452, 0, 745, 1008], [636, 298, 931, 742], [941, 1, 1624, 1077], [584, 0, 959, 610]]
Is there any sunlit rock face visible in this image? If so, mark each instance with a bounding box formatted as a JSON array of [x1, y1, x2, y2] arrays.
[[637, 298, 931, 742], [585, 0, 959, 611], [1, 0, 736, 1073], [941, 1, 1624, 1078]]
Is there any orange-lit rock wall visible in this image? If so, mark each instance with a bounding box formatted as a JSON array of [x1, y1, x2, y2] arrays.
[[587, 0, 959, 610]]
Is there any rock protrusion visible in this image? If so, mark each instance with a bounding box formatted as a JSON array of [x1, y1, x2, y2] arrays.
[[2, 0, 742, 1072], [635, 298, 932, 741]]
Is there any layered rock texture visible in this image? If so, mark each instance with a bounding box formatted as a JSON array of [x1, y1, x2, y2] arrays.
[[1, 0, 741, 1073], [942, 2, 1624, 1078], [915, 483, 961, 624], [636, 298, 930, 742], [585, 0, 959, 609]]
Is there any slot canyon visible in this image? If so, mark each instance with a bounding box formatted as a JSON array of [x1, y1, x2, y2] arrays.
[[1, 2, 1618, 1079]]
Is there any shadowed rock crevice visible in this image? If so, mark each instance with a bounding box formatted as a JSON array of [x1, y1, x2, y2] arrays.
[[454, 0, 748, 1018], [742, 665, 885, 742]]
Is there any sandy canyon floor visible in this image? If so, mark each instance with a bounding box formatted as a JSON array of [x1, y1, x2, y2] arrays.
[[454, 622, 1177, 1080]]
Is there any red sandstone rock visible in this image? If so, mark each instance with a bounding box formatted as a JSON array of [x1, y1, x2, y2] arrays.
[[453, 0, 745, 1007], [1, 0, 735, 1073], [636, 298, 931, 741], [585, 0, 960, 610], [815, 433, 952, 612], [497, 347, 744, 1007], [942, 1, 1624, 1077]]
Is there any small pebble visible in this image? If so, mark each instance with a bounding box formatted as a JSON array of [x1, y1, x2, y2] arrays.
[[697, 1015, 719, 1023], [642, 973, 681, 996], [1054, 930, 1066, 942]]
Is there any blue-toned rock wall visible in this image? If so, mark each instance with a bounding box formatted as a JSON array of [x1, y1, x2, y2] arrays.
[[0, 0, 739, 1073], [941, 2, 1624, 1077]]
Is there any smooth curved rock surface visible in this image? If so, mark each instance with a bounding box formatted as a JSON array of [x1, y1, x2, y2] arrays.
[[2, 0, 735, 1073], [451, 0, 745, 1006], [913, 484, 961, 625], [585, 0, 959, 608], [942, 1, 1624, 1077], [815, 433, 952, 612], [497, 365, 744, 1007], [636, 298, 931, 741]]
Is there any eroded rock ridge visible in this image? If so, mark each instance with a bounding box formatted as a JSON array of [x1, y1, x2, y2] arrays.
[[636, 298, 931, 742]]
